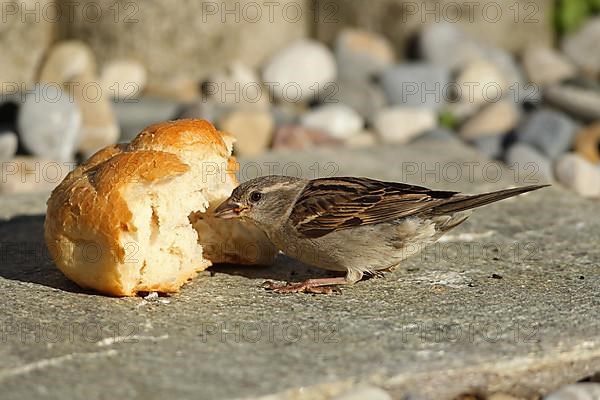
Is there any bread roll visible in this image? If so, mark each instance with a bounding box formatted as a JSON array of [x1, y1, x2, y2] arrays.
[[45, 119, 277, 296]]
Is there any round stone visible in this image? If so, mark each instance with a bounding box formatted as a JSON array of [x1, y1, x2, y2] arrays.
[[562, 17, 600, 78], [379, 63, 450, 111], [68, 74, 120, 157], [460, 101, 520, 139], [522, 46, 576, 87], [204, 61, 269, 110], [456, 59, 508, 106], [335, 28, 395, 82], [545, 84, 600, 121], [270, 103, 302, 127], [420, 23, 486, 70], [262, 39, 337, 103], [555, 153, 600, 198], [516, 109, 578, 159], [114, 97, 182, 142], [219, 110, 274, 157], [38, 40, 96, 84], [470, 134, 505, 159], [505, 143, 554, 183], [300, 104, 364, 140], [374, 107, 437, 144], [17, 84, 82, 162], [574, 122, 600, 163], [0, 131, 18, 161], [100, 59, 147, 100], [320, 79, 387, 123], [421, 23, 529, 102]]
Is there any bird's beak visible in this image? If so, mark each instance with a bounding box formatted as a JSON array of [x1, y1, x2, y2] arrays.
[[213, 199, 247, 219]]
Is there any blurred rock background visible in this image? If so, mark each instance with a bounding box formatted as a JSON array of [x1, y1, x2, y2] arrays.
[[1, 0, 600, 198]]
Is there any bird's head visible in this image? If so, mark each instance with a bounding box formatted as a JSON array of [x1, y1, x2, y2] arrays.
[[213, 175, 306, 229]]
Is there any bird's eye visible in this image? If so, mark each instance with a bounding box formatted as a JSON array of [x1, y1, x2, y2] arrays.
[[249, 191, 262, 203]]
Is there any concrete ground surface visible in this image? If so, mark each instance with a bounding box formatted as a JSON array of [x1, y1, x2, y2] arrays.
[[0, 140, 598, 399]]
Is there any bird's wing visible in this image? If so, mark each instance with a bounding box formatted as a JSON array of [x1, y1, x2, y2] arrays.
[[289, 177, 458, 238]]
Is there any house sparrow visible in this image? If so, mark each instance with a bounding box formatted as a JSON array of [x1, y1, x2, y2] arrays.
[[214, 176, 548, 294]]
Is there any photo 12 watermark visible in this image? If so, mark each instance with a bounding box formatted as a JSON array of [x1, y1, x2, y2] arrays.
[[399, 1, 541, 24], [197, 321, 339, 344], [2, 1, 139, 24]]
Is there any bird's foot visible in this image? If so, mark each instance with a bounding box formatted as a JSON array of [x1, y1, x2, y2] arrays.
[[262, 278, 345, 294], [368, 271, 386, 279]]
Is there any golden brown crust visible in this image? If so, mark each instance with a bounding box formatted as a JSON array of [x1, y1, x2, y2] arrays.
[[129, 119, 231, 159], [45, 119, 232, 296], [45, 150, 191, 296]]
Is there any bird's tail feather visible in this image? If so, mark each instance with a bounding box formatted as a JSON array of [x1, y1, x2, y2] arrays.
[[432, 184, 550, 215]]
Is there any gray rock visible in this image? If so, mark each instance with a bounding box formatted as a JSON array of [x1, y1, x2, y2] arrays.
[[321, 79, 387, 123], [516, 109, 578, 159], [544, 85, 600, 122], [300, 104, 364, 140], [443, 101, 480, 124], [379, 63, 450, 110], [546, 383, 600, 400], [421, 22, 488, 70], [270, 103, 301, 127], [38, 40, 120, 158], [17, 85, 82, 162], [0, 132, 18, 161], [421, 23, 531, 103], [0, 140, 599, 400], [335, 28, 395, 82], [470, 134, 505, 159], [555, 152, 600, 198], [562, 17, 600, 78], [66, 0, 308, 93], [415, 127, 460, 142], [505, 143, 553, 183], [262, 39, 337, 103], [178, 99, 234, 126], [113, 97, 181, 142], [484, 47, 531, 103]]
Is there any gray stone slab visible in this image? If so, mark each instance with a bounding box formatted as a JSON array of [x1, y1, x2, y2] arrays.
[[0, 140, 598, 400]]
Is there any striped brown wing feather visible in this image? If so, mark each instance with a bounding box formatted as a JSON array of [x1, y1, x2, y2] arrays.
[[290, 177, 458, 238]]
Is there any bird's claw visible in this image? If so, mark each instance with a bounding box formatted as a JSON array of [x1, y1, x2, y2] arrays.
[[261, 280, 341, 295]]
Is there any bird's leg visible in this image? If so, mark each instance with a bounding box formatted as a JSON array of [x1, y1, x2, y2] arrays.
[[366, 270, 386, 279], [263, 270, 363, 294]]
